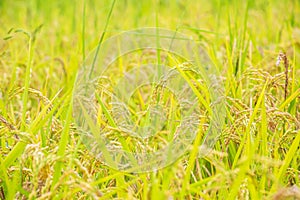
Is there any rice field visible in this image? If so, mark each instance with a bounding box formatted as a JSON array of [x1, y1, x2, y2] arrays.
[[0, 0, 300, 199]]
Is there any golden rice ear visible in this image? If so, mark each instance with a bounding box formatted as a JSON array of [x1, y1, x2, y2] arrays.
[[276, 52, 290, 100], [0, 114, 16, 130]]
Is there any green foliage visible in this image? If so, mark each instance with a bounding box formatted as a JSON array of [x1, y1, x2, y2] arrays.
[[0, 0, 299, 199]]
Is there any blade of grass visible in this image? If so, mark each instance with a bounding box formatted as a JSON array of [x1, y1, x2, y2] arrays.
[[51, 95, 73, 188], [89, 0, 116, 79], [259, 94, 268, 195], [279, 88, 300, 110], [180, 118, 205, 198], [271, 129, 300, 192], [81, 0, 86, 62], [21, 33, 34, 130]]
